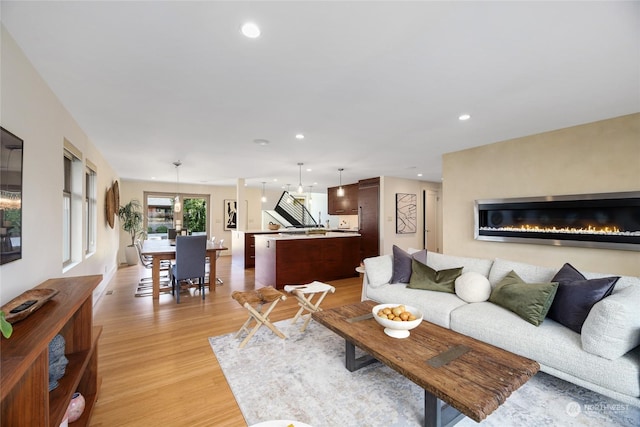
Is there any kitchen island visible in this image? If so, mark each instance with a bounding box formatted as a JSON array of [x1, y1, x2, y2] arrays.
[[254, 231, 361, 289], [231, 230, 282, 269]]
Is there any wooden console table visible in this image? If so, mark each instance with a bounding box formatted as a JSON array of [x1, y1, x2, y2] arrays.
[[1, 275, 102, 426]]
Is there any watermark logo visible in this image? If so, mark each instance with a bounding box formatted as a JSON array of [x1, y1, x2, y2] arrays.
[[566, 400, 630, 417], [584, 402, 629, 415], [566, 401, 581, 417]]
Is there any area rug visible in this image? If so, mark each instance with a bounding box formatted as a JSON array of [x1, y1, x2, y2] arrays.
[[209, 320, 639, 427]]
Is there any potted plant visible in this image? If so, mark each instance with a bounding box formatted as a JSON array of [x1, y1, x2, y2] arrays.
[[118, 199, 144, 265], [1, 311, 13, 339]]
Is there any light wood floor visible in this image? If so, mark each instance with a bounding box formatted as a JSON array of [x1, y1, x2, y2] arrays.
[[90, 256, 363, 426]]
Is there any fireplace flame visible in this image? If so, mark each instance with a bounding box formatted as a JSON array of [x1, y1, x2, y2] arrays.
[[479, 225, 640, 236]]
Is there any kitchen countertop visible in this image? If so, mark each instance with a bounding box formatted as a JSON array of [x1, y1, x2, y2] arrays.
[[235, 229, 283, 234], [237, 228, 358, 234], [254, 231, 361, 240]]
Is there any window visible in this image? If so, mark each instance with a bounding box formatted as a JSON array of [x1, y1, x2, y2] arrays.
[[85, 162, 97, 255], [144, 191, 210, 239], [63, 153, 73, 264], [183, 197, 208, 235], [63, 140, 82, 267]]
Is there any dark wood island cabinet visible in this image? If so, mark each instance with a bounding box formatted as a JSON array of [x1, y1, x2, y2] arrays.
[[254, 232, 361, 289]]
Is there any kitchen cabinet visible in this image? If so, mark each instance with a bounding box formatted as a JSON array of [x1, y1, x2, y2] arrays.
[[1, 275, 102, 427], [327, 183, 359, 215], [231, 230, 281, 268], [358, 177, 380, 260]]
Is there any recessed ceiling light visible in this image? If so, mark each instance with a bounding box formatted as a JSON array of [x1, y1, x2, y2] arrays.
[[241, 22, 261, 38], [253, 138, 269, 146], [295, 134, 305, 140], [417, 173, 423, 177], [459, 114, 471, 121]]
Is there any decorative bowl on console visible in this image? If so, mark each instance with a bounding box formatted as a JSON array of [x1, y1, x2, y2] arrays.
[[372, 303, 423, 339]]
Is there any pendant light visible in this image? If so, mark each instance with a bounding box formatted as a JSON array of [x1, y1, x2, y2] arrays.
[[173, 161, 182, 213], [307, 185, 313, 205], [286, 184, 292, 203], [337, 168, 345, 197], [261, 182, 267, 203], [297, 162, 304, 194]]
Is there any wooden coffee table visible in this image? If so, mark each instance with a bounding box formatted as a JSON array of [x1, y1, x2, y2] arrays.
[[312, 301, 540, 427]]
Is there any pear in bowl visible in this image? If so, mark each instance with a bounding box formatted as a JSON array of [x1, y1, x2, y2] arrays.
[[372, 303, 423, 339]]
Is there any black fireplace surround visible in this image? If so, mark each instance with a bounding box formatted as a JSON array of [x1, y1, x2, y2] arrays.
[[474, 192, 640, 251]]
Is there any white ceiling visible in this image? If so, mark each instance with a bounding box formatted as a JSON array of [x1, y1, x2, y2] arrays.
[[2, 1, 639, 191]]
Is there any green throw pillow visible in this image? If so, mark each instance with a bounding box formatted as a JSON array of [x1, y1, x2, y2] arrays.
[[489, 270, 559, 326], [407, 259, 462, 293]]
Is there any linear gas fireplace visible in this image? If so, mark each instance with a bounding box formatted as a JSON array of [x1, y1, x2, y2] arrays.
[[474, 192, 640, 251]]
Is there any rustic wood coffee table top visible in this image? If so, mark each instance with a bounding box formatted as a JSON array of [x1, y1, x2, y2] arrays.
[[312, 300, 540, 423]]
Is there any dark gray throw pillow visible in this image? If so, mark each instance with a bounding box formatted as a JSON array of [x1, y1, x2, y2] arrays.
[[391, 245, 427, 283], [547, 263, 619, 333], [391, 245, 413, 283]]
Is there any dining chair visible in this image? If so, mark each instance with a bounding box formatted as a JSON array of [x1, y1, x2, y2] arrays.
[[134, 240, 170, 285], [205, 238, 224, 286], [171, 235, 207, 303]]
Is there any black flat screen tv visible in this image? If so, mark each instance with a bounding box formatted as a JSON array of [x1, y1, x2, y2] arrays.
[[1, 127, 24, 265]]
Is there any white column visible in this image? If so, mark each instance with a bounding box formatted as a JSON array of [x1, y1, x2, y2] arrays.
[[236, 178, 246, 231]]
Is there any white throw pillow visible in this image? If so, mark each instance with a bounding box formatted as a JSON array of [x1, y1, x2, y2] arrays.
[[581, 284, 640, 360], [455, 272, 491, 303], [363, 255, 393, 288]]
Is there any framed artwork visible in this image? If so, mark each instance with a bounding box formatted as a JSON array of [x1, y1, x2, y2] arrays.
[[224, 199, 238, 230], [224, 199, 248, 230], [396, 193, 417, 234]]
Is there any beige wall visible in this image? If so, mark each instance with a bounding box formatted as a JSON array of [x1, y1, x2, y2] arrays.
[[442, 113, 640, 276], [0, 27, 120, 304], [379, 176, 442, 256]]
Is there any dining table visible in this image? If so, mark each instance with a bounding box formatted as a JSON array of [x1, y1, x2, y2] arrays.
[[140, 239, 227, 299]]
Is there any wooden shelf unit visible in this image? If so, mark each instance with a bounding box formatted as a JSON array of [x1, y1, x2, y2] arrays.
[[1, 275, 102, 427]]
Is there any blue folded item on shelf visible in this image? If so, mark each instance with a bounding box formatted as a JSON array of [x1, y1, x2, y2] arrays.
[[48, 334, 68, 391]]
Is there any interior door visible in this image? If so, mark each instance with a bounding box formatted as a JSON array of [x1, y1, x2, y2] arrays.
[[425, 190, 439, 252]]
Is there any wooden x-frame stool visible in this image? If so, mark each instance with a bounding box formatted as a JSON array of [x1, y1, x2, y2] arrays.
[[284, 281, 336, 332], [231, 286, 287, 348]]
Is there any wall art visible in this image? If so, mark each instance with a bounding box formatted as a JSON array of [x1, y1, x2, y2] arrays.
[[396, 193, 416, 234]]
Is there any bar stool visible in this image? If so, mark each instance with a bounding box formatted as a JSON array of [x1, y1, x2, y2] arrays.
[[284, 281, 336, 332], [231, 286, 287, 348]]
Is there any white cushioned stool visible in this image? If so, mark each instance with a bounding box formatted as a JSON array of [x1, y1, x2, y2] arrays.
[[284, 281, 336, 331]]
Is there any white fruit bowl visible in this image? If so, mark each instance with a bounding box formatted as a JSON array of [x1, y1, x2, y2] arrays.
[[372, 303, 423, 339]]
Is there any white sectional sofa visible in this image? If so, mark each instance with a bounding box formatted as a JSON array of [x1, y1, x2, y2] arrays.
[[361, 248, 640, 407]]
